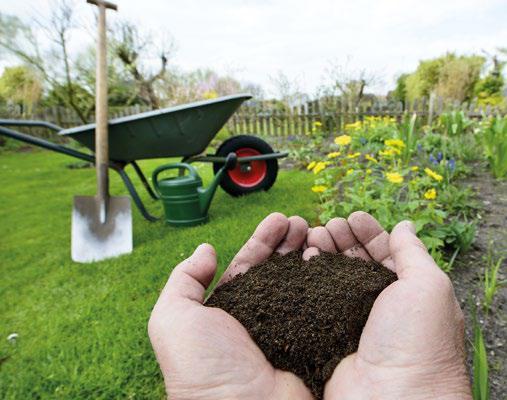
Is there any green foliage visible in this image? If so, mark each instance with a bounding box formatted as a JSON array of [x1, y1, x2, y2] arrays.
[[308, 116, 477, 270], [0, 150, 316, 398], [437, 111, 475, 137], [405, 53, 485, 102], [482, 243, 505, 313], [288, 121, 327, 167], [481, 116, 507, 178], [392, 73, 408, 105], [472, 306, 489, 400], [0, 65, 42, 109]]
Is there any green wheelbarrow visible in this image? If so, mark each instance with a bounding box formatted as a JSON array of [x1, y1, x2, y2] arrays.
[[0, 94, 287, 225]]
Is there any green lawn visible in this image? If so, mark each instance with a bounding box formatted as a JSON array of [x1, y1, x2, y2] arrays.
[[0, 150, 316, 399]]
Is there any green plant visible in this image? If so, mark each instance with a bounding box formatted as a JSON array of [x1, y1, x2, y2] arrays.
[[481, 116, 507, 179], [482, 243, 505, 312], [438, 110, 474, 137], [472, 305, 489, 400]]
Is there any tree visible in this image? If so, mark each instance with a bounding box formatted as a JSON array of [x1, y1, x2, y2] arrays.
[[0, 3, 94, 122], [404, 53, 485, 103], [0, 65, 42, 112], [112, 21, 175, 109], [323, 60, 379, 107]]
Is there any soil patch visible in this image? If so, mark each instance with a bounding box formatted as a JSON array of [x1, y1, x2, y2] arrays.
[[206, 251, 397, 399]]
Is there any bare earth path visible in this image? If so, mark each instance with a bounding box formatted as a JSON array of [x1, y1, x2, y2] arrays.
[[451, 164, 507, 399]]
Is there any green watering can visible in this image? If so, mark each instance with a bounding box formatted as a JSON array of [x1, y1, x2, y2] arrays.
[[152, 153, 237, 226]]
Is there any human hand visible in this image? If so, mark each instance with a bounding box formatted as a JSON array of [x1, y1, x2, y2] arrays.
[[305, 211, 471, 400], [148, 213, 314, 400]]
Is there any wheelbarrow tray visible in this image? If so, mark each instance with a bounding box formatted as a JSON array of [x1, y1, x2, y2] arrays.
[[59, 93, 252, 162]]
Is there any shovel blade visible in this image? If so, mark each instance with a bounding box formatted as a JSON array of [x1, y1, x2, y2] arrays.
[[72, 195, 132, 263]]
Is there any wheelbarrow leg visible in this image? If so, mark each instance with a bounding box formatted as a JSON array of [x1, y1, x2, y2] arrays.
[[130, 161, 159, 200], [114, 167, 159, 222]]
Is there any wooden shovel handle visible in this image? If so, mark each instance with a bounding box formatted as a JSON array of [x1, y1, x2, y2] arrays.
[[87, 0, 118, 11]]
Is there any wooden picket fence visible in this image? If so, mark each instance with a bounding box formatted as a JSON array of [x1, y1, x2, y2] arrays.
[[0, 96, 505, 140], [228, 96, 506, 137]]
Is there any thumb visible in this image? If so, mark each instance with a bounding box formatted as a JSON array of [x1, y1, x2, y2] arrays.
[[159, 244, 217, 305], [389, 221, 440, 280]]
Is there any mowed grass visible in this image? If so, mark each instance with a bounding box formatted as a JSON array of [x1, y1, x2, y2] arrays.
[[0, 149, 316, 399]]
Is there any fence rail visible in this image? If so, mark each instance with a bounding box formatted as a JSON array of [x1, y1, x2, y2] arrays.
[[0, 96, 505, 140]]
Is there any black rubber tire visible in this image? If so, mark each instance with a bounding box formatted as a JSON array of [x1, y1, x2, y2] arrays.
[[213, 135, 279, 197]]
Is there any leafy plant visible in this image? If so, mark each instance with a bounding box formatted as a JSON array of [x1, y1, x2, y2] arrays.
[[482, 243, 505, 313], [438, 110, 474, 137], [481, 116, 507, 179], [472, 305, 489, 400]]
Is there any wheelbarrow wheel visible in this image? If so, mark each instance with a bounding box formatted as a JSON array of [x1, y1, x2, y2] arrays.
[[213, 135, 278, 196]]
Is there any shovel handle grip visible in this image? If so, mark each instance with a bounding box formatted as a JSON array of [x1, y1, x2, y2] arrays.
[[152, 163, 199, 194]]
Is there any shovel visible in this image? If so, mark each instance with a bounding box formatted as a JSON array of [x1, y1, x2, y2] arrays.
[[71, 0, 132, 263]]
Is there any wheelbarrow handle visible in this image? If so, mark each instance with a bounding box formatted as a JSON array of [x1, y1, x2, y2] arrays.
[[0, 126, 94, 163], [151, 163, 199, 195]]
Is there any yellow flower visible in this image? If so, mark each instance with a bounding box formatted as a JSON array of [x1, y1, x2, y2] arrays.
[[313, 121, 322, 127], [334, 135, 352, 146], [313, 161, 330, 174], [424, 168, 443, 182], [379, 148, 401, 157], [385, 139, 406, 148], [411, 166, 419, 172], [424, 188, 437, 200], [311, 185, 327, 193], [307, 161, 316, 170], [385, 172, 404, 184], [344, 121, 362, 131], [346, 168, 354, 176], [365, 154, 378, 163], [347, 152, 361, 159], [327, 151, 341, 158], [366, 168, 372, 175]]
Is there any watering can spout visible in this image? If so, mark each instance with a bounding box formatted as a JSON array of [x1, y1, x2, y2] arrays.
[[199, 153, 237, 215]]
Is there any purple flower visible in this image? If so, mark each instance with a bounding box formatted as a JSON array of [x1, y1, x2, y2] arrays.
[[437, 152, 443, 162], [429, 154, 439, 165], [417, 144, 423, 153], [448, 159, 456, 172]]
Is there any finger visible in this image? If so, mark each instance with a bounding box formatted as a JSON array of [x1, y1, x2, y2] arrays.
[[158, 244, 217, 305], [390, 220, 440, 280], [303, 246, 320, 261], [218, 212, 289, 285], [325, 217, 371, 260], [347, 211, 395, 271], [276, 216, 309, 255], [307, 226, 337, 252]]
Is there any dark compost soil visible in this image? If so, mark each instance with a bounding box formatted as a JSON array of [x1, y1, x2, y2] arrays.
[[206, 251, 397, 399]]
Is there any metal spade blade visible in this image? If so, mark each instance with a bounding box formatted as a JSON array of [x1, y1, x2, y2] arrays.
[[72, 196, 132, 263]]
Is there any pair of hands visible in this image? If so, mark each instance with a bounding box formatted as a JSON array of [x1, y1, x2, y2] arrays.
[[148, 212, 471, 400]]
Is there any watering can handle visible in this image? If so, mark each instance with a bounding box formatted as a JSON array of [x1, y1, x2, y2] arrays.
[[152, 163, 199, 194]]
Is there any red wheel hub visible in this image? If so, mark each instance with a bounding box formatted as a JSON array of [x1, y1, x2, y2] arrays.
[[228, 148, 267, 187]]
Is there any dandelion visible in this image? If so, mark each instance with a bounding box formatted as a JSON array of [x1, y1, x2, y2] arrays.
[[385, 139, 406, 148], [307, 161, 316, 170], [385, 172, 404, 184], [334, 135, 352, 146], [365, 154, 378, 163], [347, 152, 361, 159], [424, 188, 437, 200], [311, 185, 327, 193], [410, 166, 419, 172], [327, 151, 341, 158], [424, 168, 443, 182], [346, 169, 354, 176], [313, 121, 322, 127]]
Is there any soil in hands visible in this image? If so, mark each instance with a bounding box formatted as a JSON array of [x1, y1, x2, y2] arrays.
[[206, 251, 397, 399]]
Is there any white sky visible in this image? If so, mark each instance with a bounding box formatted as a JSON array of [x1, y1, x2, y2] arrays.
[[1, 0, 507, 97]]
